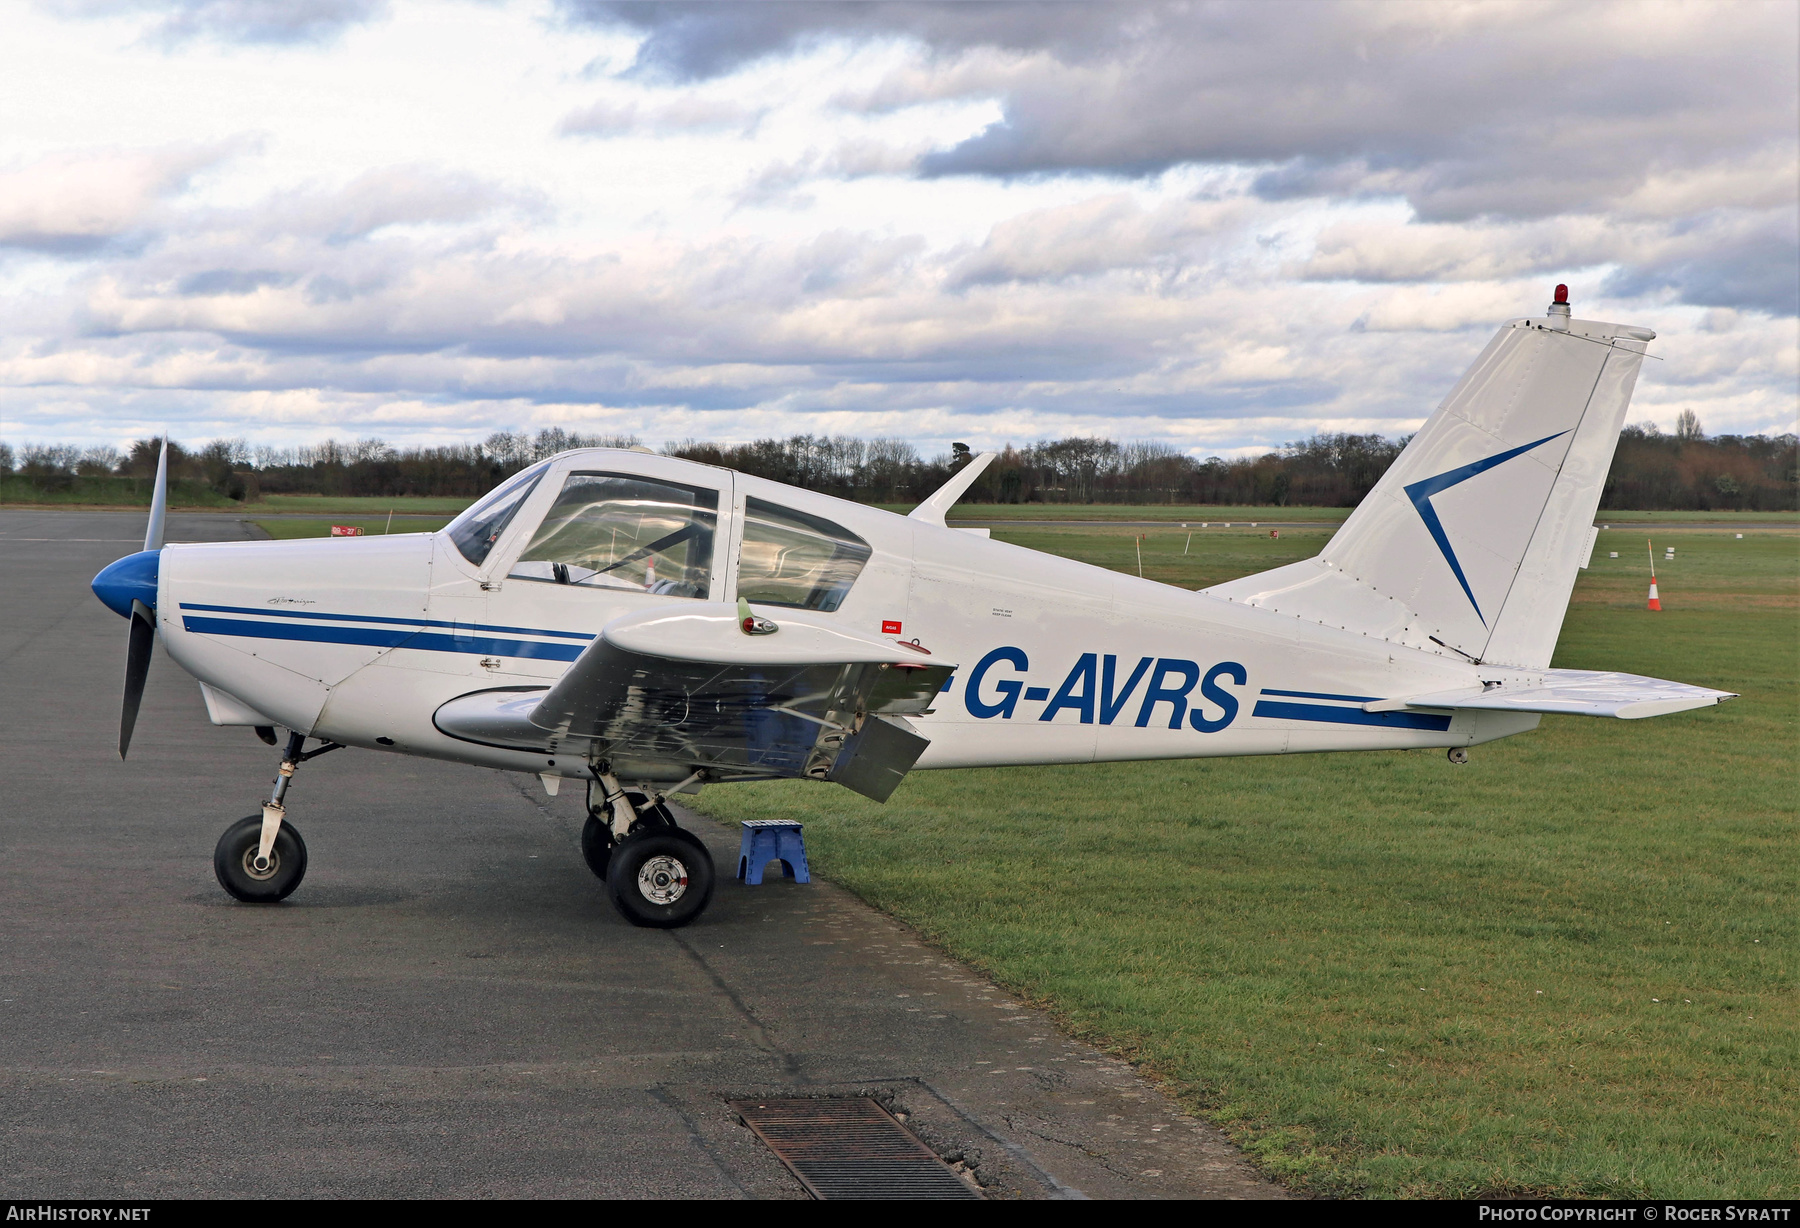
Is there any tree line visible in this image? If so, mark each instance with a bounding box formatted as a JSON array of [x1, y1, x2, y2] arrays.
[[2, 418, 1793, 510]]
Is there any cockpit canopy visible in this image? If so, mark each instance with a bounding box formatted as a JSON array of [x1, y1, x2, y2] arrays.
[[444, 450, 873, 611]]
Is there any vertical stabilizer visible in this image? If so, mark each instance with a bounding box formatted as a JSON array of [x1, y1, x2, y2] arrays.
[[1205, 290, 1654, 669]]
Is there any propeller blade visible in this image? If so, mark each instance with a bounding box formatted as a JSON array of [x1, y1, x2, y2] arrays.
[[143, 435, 168, 552], [119, 600, 155, 759]]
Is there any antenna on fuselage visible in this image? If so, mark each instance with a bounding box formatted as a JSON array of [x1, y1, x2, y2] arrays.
[[908, 452, 997, 528]]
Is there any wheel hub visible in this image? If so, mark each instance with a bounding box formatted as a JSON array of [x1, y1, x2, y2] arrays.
[[241, 846, 281, 881], [637, 854, 689, 905]]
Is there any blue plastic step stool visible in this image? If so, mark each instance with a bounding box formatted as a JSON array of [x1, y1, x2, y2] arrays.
[[737, 820, 810, 885]]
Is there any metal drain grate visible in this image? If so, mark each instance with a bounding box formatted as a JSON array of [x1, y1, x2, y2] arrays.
[[732, 1096, 981, 1200]]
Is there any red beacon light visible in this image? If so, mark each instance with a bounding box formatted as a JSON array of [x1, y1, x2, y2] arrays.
[[1547, 283, 1572, 330]]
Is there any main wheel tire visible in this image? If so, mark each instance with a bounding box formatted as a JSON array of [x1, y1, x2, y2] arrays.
[[580, 815, 613, 880], [213, 814, 308, 903], [605, 830, 714, 928]]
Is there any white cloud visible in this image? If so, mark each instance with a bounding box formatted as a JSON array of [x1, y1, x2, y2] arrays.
[[0, 142, 245, 251], [0, 0, 1793, 460], [558, 95, 762, 137], [950, 193, 1255, 286], [45, 0, 390, 45]]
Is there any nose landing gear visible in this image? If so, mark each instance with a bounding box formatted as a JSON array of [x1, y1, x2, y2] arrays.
[[212, 731, 341, 903], [214, 814, 309, 902]]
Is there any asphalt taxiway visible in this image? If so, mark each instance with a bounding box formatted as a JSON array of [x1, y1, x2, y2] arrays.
[[0, 509, 1285, 1199]]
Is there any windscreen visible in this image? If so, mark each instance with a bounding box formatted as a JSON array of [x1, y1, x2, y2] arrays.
[[509, 472, 718, 599], [445, 462, 548, 566]]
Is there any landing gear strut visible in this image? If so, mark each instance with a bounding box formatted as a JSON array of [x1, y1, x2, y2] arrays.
[[585, 770, 714, 928], [581, 780, 673, 880], [213, 731, 340, 903]]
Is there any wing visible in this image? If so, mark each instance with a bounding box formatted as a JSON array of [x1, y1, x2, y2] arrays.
[[1365, 668, 1736, 720], [435, 602, 952, 800]]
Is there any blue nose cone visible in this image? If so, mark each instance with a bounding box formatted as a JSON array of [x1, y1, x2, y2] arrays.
[[92, 549, 161, 619]]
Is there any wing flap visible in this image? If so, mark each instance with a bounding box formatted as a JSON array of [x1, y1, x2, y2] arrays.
[[482, 602, 954, 784], [828, 715, 930, 802]]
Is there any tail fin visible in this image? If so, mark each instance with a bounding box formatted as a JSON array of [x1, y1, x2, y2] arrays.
[[1205, 291, 1654, 669]]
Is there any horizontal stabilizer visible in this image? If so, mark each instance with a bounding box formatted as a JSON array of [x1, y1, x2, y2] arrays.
[[1365, 669, 1735, 720]]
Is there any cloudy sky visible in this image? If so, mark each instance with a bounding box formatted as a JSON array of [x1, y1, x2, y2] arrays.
[[2, 0, 1795, 459]]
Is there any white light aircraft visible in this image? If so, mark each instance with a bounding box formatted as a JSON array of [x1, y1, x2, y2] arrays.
[[92, 288, 1734, 927]]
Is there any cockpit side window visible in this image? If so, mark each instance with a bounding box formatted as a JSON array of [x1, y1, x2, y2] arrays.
[[737, 498, 871, 612], [509, 472, 718, 599], [446, 462, 548, 566]]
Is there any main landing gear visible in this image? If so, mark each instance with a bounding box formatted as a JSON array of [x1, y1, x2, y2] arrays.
[[584, 771, 715, 929], [213, 731, 341, 903]]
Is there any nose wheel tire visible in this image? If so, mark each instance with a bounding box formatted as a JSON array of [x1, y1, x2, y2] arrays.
[[605, 830, 714, 928], [213, 814, 308, 903]]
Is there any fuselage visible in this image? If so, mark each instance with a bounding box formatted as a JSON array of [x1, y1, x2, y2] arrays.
[[153, 448, 1536, 788]]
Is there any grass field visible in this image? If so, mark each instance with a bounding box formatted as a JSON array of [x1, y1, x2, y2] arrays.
[[687, 523, 1798, 1198], [928, 503, 1353, 522], [252, 494, 476, 514], [226, 496, 1800, 524], [10, 481, 1789, 528], [250, 515, 454, 540], [919, 504, 1792, 524], [1586, 510, 1797, 523]]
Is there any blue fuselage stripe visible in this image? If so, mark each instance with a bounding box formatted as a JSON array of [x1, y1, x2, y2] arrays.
[[1252, 699, 1452, 732], [181, 616, 587, 662], [1259, 687, 1383, 703], [177, 602, 594, 641]]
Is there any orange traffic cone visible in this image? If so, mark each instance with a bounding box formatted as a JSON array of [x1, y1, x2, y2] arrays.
[[1646, 539, 1662, 610]]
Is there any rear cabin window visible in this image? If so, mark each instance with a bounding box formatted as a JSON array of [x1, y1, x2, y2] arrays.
[[508, 472, 718, 599], [737, 498, 871, 612], [446, 462, 547, 566]]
